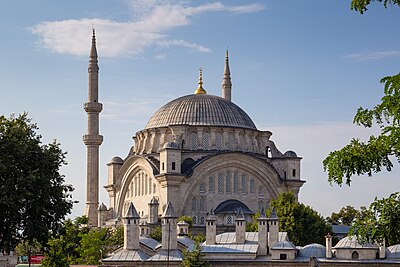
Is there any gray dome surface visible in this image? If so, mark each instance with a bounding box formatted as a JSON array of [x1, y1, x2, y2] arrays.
[[145, 94, 257, 130], [299, 243, 326, 258], [387, 244, 400, 259], [333, 236, 377, 249]]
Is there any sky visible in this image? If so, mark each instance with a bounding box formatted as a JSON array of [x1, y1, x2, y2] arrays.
[[0, 0, 399, 219]]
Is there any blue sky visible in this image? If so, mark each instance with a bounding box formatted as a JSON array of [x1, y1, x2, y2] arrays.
[[1, 0, 399, 218]]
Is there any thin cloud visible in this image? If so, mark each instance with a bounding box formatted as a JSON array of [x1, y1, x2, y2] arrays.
[[345, 50, 400, 61], [31, 1, 265, 58]]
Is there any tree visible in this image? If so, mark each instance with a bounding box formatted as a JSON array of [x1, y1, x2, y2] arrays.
[[269, 192, 332, 246], [0, 113, 74, 253], [323, 74, 400, 186], [351, 192, 400, 246], [182, 242, 209, 267], [326, 205, 360, 225], [178, 215, 193, 228], [15, 238, 42, 256], [351, 0, 400, 14], [150, 226, 162, 242]]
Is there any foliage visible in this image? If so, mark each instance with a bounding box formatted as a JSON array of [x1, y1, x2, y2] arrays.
[[351, 0, 400, 14], [269, 192, 332, 246], [178, 215, 193, 228], [15, 239, 43, 256], [190, 233, 206, 243], [150, 226, 162, 242], [41, 216, 123, 266], [323, 74, 400, 186], [326, 205, 360, 225], [182, 242, 209, 267], [245, 212, 260, 232], [350, 192, 400, 246], [0, 113, 74, 253], [40, 238, 69, 267]]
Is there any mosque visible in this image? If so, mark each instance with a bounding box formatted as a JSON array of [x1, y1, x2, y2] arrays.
[[83, 32, 400, 266]]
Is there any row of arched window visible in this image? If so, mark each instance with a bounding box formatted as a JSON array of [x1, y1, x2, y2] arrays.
[[197, 171, 267, 196], [127, 171, 157, 198]]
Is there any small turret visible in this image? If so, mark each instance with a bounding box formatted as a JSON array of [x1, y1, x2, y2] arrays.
[[257, 207, 268, 255], [268, 207, 279, 253], [148, 196, 159, 224], [206, 209, 217, 245], [162, 202, 178, 250], [235, 208, 245, 244], [123, 202, 140, 250]]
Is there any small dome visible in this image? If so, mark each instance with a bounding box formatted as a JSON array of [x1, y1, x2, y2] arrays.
[[387, 244, 400, 259], [299, 243, 326, 258], [145, 94, 257, 130], [333, 236, 377, 249], [272, 241, 296, 250], [110, 156, 123, 164], [178, 221, 190, 226], [150, 197, 159, 205], [283, 150, 297, 157]]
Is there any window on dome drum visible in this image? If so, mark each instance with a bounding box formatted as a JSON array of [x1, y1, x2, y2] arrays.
[[200, 216, 205, 225], [199, 196, 205, 211], [216, 132, 223, 150], [292, 169, 296, 177], [250, 178, 255, 194], [209, 176, 215, 193], [199, 183, 206, 193], [203, 132, 210, 150], [241, 174, 247, 194], [190, 132, 198, 150], [233, 172, 239, 194], [352, 251, 359, 260], [226, 216, 233, 225], [172, 162, 176, 170], [228, 133, 235, 150], [225, 171, 231, 193], [191, 197, 197, 211], [218, 173, 224, 194]]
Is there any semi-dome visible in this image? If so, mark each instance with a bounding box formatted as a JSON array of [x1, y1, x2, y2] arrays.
[[145, 94, 257, 130]]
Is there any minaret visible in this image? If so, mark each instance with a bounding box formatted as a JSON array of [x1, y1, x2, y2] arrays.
[[222, 50, 232, 101], [83, 29, 103, 227]]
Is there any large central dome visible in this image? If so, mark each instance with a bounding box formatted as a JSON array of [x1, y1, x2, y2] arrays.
[[145, 94, 257, 130]]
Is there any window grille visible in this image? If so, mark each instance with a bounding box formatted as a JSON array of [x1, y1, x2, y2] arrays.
[[209, 176, 215, 193], [233, 172, 239, 194], [199, 183, 206, 193], [199, 196, 205, 211], [191, 197, 197, 211], [216, 132, 223, 150], [225, 171, 231, 193], [190, 132, 198, 150], [241, 174, 247, 194], [218, 173, 224, 193], [203, 132, 210, 150], [250, 178, 255, 194]]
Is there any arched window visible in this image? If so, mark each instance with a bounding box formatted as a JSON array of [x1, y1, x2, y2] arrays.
[[209, 176, 215, 193], [191, 197, 197, 211], [193, 216, 198, 225], [352, 251, 359, 260], [145, 175, 148, 195], [200, 216, 205, 225], [258, 200, 265, 212], [258, 186, 264, 196], [225, 170, 231, 193], [135, 177, 138, 196], [228, 132, 235, 150], [218, 173, 224, 194], [250, 178, 255, 194], [141, 173, 144, 196], [153, 183, 156, 194], [216, 132, 223, 150], [199, 196, 205, 211], [203, 131, 210, 150], [226, 216, 233, 225], [141, 228, 144, 235], [199, 183, 206, 193], [180, 228, 184, 234], [241, 174, 247, 194], [233, 172, 239, 194], [190, 132, 198, 150]]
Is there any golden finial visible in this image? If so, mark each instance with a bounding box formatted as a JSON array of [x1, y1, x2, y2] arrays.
[[194, 67, 207, 94]]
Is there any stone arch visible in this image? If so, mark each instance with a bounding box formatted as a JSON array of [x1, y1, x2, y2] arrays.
[[181, 152, 281, 215], [115, 156, 162, 218]]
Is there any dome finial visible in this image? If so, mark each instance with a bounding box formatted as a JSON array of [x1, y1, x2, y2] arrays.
[[194, 67, 207, 94]]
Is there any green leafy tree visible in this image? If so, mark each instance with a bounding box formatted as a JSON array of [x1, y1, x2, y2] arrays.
[[77, 227, 109, 264], [326, 205, 360, 225], [178, 215, 193, 228], [269, 192, 332, 246], [15, 239, 42, 256], [351, 192, 400, 246], [0, 113, 74, 253], [40, 238, 69, 267], [182, 242, 209, 267], [323, 74, 400, 186], [150, 226, 162, 242], [351, 0, 400, 14]]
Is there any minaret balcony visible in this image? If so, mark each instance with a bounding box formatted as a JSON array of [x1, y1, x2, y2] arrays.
[[83, 134, 103, 146], [84, 102, 103, 113]]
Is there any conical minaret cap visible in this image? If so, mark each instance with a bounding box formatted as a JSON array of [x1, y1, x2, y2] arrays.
[[258, 207, 267, 220], [235, 207, 245, 221], [194, 68, 207, 94], [124, 202, 140, 219], [206, 209, 217, 221], [163, 202, 178, 218], [269, 207, 279, 220], [90, 29, 98, 59]]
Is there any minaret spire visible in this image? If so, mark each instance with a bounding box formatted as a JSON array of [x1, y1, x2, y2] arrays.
[[222, 49, 232, 101], [83, 29, 103, 227]]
